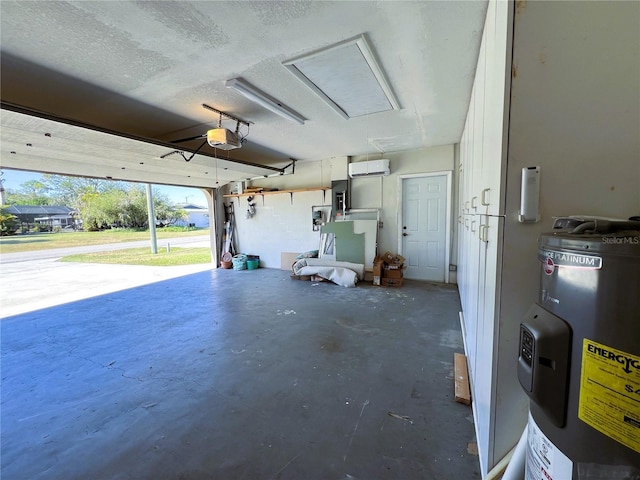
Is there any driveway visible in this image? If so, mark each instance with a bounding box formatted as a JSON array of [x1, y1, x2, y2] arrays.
[[0, 235, 213, 319]]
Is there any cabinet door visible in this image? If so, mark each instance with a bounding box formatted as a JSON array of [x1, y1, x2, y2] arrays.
[[462, 213, 483, 383], [463, 90, 475, 214], [480, 0, 511, 216], [471, 29, 487, 214], [473, 214, 503, 475]]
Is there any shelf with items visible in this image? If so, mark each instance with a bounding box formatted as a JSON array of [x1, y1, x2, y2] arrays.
[[223, 186, 330, 198], [223, 187, 331, 205]]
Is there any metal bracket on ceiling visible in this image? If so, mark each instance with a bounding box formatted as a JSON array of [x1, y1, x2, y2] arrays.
[[281, 158, 297, 175], [202, 103, 253, 140], [202, 103, 251, 128], [160, 138, 208, 162]]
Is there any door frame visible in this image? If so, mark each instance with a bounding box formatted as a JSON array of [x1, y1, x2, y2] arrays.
[[396, 171, 452, 284]]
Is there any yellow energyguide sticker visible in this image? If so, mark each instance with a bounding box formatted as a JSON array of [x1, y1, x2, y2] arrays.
[[579, 339, 640, 453]]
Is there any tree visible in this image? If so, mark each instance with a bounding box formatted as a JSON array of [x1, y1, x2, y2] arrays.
[[2, 173, 188, 231], [21, 179, 50, 196], [3, 188, 52, 206], [119, 187, 148, 229], [0, 207, 19, 236], [42, 174, 126, 210], [157, 204, 188, 226], [152, 190, 188, 226], [78, 190, 124, 231], [75, 184, 186, 230], [3, 178, 54, 205]]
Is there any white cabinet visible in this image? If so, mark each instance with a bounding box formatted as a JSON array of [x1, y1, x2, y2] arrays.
[[457, 0, 513, 477], [473, 214, 503, 468]]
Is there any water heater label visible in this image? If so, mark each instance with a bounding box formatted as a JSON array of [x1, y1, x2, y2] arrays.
[[526, 413, 573, 480], [538, 249, 603, 270], [579, 339, 640, 453]]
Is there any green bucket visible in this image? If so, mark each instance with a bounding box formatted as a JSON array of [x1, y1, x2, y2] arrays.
[[246, 259, 259, 270]]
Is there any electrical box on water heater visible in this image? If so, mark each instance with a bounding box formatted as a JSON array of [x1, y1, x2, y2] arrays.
[[518, 217, 640, 479]]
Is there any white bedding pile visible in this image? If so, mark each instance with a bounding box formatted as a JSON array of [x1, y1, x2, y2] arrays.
[[292, 258, 365, 288]]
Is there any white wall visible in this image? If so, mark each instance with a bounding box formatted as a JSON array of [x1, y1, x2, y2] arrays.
[[250, 156, 345, 190], [227, 189, 328, 268], [350, 145, 454, 257], [227, 146, 455, 268], [508, 0, 640, 221], [226, 159, 332, 268]]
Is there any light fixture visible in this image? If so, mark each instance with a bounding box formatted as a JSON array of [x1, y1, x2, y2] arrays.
[[225, 78, 306, 125], [284, 35, 400, 119]]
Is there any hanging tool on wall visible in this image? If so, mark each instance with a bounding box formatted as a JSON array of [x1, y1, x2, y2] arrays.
[[246, 196, 256, 219]]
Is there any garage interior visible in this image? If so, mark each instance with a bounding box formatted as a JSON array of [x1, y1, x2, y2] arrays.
[[2, 267, 479, 479], [1, 1, 639, 479]]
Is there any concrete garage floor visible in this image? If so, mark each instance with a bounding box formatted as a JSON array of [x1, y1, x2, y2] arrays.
[[1, 267, 479, 480]]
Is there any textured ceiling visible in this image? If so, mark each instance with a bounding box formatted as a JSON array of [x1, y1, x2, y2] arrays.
[[0, 0, 487, 188]]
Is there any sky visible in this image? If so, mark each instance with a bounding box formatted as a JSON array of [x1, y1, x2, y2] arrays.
[[0, 169, 207, 206]]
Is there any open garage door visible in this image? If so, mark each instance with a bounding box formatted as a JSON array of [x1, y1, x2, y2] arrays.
[[0, 105, 285, 188]]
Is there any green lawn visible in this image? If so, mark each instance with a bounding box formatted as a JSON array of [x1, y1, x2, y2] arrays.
[[0, 228, 208, 254], [60, 247, 212, 266]]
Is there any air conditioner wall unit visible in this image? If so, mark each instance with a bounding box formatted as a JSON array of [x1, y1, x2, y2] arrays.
[[348, 159, 390, 178]]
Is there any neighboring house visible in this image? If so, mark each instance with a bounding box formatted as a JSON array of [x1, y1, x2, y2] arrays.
[[174, 204, 209, 228], [5, 205, 75, 228]]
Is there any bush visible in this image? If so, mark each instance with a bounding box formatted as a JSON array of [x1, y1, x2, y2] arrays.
[[0, 209, 19, 236], [30, 224, 53, 233], [158, 225, 202, 232]]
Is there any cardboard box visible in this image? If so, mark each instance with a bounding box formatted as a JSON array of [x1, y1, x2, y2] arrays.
[[381, 277, 404, 287], [290, 274, 311, 281], [281, 252, 300, 270], [383, 265, 405, 279], [382, 251, 405, 268], [372, 256, 384, 285]]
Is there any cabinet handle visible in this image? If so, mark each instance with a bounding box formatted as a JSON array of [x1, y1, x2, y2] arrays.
[[465, 201, 470, 212], [479, 224, 489, 243], [481, 188, 490, 206], [471, 220, 477, 233], [471, 196, 478, 209], [465, 218, 470, 229]]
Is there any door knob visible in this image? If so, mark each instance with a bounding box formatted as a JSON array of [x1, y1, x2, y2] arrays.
[[402, 232, 408, 237]]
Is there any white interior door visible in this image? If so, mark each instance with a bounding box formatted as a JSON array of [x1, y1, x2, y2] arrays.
[[401, 175, 447, 281]]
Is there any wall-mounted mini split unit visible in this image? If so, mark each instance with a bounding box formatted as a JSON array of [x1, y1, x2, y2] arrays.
[[348, 159, 390, 178], [207, 128, 241, 150]]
